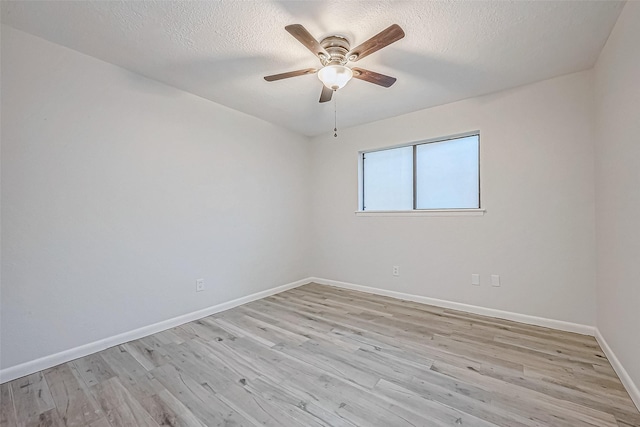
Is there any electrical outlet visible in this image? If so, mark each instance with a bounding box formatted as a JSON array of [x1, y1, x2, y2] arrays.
[[392, 266, 400, 276], [491, 274, 501, 287], [196, 278, 205, 292], [471, 274, 480, 286]]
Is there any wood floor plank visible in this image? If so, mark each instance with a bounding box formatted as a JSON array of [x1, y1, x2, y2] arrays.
[[24, 408, 65, 427], [245, 376, 352, 427], [43, 364, 104, 426], [373, 378, 500, 427], [240, 301, 362, 353], [89, 377, 159, 427], [139, 389, 205, 427], [87, 418, 111, 427], [10, 372, 55, 425], [220, 311, 310, 347], [430, 360, 620, 427], [120, 341, 164, 372], [0, 382, 18, 427], [71, 355, 115, 388], [187, 339, 262, 383], [150, 363, 253, 426], [3, 283, 638, 426], [214, 378, 315, 427]]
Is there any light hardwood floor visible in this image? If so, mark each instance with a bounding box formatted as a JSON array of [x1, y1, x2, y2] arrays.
[[1, 283, 639, 427]]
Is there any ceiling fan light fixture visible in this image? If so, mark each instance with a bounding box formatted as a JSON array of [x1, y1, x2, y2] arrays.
[[318, 65, 353, 91]]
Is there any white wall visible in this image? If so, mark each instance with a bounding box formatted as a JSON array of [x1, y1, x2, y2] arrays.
[[0, 26, 311, 370], [594, 2, 640, 392], [310, 71, 597, 326]]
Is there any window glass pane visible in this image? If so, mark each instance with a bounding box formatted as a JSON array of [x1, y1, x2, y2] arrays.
[[363, 146, 413, 210], [416, 135, 479, 209]]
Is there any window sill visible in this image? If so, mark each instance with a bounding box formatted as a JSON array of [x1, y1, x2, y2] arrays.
[[355, 209, 486, 217]]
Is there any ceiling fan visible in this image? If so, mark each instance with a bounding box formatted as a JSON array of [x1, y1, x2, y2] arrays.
[[264, 24, 405, 103]]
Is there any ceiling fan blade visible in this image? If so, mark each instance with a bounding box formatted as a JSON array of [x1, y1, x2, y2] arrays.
[[348, 24, 405, 62], [319, 85, 333, 103], [264, 68, 317, 82], [285, 24, 330, 61], [351, 68, 397, 87]]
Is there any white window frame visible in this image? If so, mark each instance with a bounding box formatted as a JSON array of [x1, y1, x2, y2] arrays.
[[356, 131, 485, 217]]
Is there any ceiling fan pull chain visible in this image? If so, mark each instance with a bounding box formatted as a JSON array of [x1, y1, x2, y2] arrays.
[[334, 93, 338, 138]]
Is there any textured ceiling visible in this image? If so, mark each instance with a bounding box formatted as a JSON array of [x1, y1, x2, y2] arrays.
[[1, 1, 624, 136]]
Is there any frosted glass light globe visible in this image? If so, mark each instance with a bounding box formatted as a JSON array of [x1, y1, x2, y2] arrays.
[[318, 65, 353, 91]]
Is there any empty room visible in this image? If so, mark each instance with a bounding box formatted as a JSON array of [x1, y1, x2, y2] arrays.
[[1, 1, 639, 426]]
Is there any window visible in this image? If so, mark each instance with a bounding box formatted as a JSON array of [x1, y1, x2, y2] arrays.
[[360, 133, 480, 211]]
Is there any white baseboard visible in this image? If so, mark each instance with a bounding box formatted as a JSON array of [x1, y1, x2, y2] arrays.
[[309, 277, 596, 336], [0, 277, 312, 384], [595, 329, 640, 411]]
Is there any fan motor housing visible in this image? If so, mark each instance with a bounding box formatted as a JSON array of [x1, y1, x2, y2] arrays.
[[320, 35, 350, 66]]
